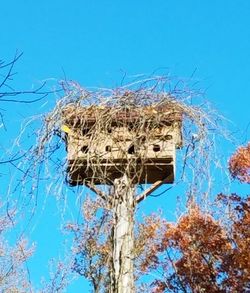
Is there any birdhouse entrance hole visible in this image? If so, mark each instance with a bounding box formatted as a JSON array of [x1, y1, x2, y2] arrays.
[[61, 101, 183, 185]]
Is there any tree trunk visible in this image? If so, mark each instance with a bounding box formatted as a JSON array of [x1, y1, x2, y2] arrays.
[[110, 175, 135, 293]]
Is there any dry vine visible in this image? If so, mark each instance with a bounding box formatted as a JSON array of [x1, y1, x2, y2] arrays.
[[25, 78, 223, 200], [5, 76, 228, 291]]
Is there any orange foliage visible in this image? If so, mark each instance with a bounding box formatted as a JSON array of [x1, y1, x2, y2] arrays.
[[135, 214, 167, 273], [71, 195, 250, 292], [71, 144, 250, 292], [229, 143, 250, 183], [138, 196, 250, 292], [162, 206, 230, 292], [219, 195, 250, 291], [137, 144, 250, 291]]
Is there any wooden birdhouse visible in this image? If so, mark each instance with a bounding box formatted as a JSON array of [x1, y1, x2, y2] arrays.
[[61, 102, 182, 185]]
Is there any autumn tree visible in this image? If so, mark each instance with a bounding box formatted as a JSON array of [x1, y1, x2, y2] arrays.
[[68, 197, 113, 292], [67, 142, 250, 293], [229, 142, 250, 183], [131, 143, 250, 292], [136, 195, 250, 292], [0, 206, 34, 293]]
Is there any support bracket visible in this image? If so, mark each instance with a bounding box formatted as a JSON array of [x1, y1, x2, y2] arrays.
[[135, 175, 172, 204], [85, 182, 107, 200]]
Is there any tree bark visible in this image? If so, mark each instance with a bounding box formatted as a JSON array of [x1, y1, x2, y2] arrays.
[[110, 175, 135, 293]]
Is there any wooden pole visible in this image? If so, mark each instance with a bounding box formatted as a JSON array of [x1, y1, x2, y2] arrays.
[[110, 174, 135, 293]]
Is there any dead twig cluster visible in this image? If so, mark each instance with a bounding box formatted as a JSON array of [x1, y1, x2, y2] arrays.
[[10, 77, 225, 210]]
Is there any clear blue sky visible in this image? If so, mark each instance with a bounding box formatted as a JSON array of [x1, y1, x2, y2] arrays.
[[0, 0, 250, 292]]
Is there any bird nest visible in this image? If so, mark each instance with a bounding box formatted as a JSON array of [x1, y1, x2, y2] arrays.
[[61, 102, 182, 127]]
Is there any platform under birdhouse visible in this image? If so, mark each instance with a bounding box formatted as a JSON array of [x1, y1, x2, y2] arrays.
[[61, 103, 182, 185]]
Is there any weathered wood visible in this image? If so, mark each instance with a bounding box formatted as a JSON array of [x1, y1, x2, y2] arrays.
[[110, 175, 135, 293], [85, 181, 107, 200], [62, 105, 182, 185], [135, 174, 173, 203]]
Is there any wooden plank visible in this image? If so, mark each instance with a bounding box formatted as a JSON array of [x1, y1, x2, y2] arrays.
[[135, 175, 172, 203]]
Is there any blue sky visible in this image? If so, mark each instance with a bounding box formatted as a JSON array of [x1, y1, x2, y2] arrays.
[[1, 0, 250, 292]]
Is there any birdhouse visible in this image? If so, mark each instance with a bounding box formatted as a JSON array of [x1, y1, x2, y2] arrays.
[[61, 103, 182, 185]]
